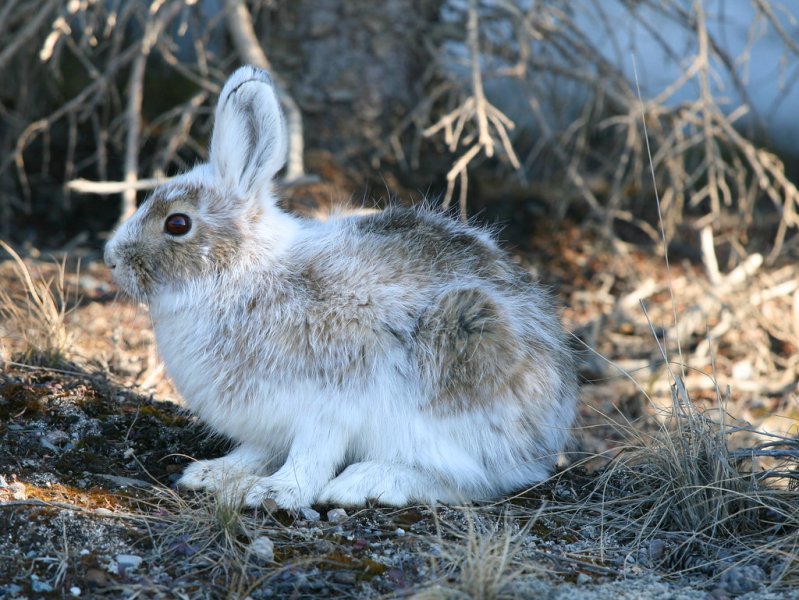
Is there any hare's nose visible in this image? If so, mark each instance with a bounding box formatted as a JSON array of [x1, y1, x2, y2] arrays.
[[104, 245, 117, 269]]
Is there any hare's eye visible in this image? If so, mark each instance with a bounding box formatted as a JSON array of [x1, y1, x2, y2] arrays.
[[165, 213, 192, 236]]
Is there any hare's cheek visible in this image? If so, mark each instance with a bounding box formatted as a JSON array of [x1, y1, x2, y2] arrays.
[[162, 241, 207, 280]]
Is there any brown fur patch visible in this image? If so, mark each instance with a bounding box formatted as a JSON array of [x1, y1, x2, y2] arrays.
[[414, 287, 525, 413]]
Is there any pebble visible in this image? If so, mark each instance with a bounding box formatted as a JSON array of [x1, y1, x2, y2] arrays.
[[718, 564, 766, 595], [116, 554, 143, 573], [96, 474, 152, 489], [327, 508, 348, 522], [30, 575, 53, 593], [332, 571, 357, 585], [576, 573, 592, 585], [9, 482, 27, 500], [44, 430, 70, 446], [85, 568, 111, 587], [70, 586, 82, 597], [395, 527, 405, 537], [648, 538, 666, 562], [299, 506, 321, 521], [248, 536, 275, 562]]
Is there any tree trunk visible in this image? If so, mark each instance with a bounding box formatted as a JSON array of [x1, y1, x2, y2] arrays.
[[264, 0, 444, 191]]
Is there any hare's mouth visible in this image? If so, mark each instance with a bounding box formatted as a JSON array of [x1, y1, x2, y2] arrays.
[[110, 262, 152, 302]]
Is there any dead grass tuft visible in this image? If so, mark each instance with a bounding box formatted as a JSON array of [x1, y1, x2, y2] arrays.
[[139, 481, 281, 596], [416, 510, 546, 599], [543, 374, 799, 590], [0, 241, 77, 367]]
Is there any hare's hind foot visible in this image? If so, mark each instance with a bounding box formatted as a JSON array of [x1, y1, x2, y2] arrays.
[[317, 461, 464, 506]]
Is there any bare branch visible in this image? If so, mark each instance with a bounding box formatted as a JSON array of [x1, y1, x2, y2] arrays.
[[0, 0, 58, 71], [66, 177, 170, 194]]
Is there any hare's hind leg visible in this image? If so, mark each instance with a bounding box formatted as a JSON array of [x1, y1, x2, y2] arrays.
[[177, 443, 271, 492], [318, 461, 464, 506], [415, 286, 523, 413]]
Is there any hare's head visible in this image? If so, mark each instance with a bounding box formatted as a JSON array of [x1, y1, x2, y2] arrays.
[[105, 66, 290, 300]]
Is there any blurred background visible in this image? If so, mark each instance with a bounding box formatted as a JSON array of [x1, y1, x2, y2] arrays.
[[1, 0, 798, 261]]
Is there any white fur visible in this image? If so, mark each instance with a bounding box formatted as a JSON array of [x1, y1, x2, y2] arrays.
[[105, 66, 578, 510], [210, 66, 287, 197]]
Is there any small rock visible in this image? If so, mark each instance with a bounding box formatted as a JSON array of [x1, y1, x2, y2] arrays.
[[96, 474, 152, 489], [30, 575, 53, 593], [576, 573, 592, 585], [9, 482, 26, 500], [248, 536, 275, 562], [315, 539, 335, 553], [85, 568, 111, 587], [299, 506, 321, 521], [44, 430, 70, 446], [332, 571, 357, 585], [116, 554, 143, 574], [70, 586, 82, 597], [395, 527, 405, 537], [718, 564, 766, 595], [95, 508, 113, 516], [648, 538, 666, 562], [327, 508, 348, 522]]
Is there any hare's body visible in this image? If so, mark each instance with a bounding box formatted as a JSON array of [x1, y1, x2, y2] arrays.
[[106, 67, 577, 508]]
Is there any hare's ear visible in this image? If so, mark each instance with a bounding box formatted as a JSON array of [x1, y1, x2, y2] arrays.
[[210, 66, 287, 198]]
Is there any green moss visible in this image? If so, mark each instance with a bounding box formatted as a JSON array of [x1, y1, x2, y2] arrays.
[[138, 404, 190, 427]]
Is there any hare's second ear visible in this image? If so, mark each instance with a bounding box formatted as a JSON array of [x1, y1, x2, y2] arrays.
[[210, 66, 287, 198]]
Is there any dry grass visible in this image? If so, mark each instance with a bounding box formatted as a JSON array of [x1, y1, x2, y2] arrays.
[[133, 481, 282, 598], [0, 240, 77, 367], [416, 511, 546, 599], [533, 353, 799, 592]]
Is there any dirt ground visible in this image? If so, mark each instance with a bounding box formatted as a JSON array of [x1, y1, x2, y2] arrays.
[[1, 205, 798, 598]]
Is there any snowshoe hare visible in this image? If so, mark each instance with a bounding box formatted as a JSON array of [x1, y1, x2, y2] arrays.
[[105, 66, 578, 509]]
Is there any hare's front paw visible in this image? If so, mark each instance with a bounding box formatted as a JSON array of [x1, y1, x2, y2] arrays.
[[177, 445, 268, 492], [239, 475, 312, 510], [177, 458, 232, 491]]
